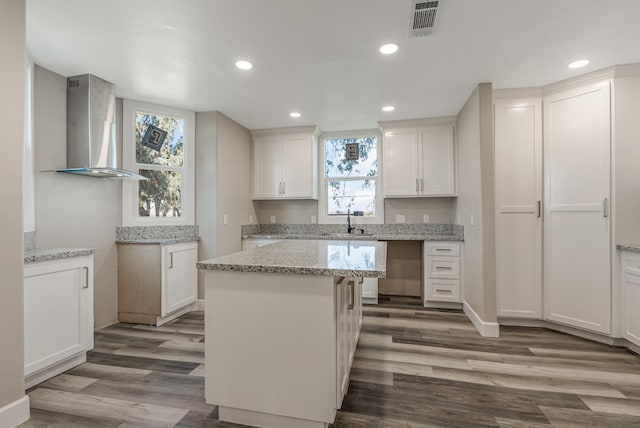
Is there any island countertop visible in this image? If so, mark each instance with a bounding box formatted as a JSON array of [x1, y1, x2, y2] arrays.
[[197, 239, 387, 278]]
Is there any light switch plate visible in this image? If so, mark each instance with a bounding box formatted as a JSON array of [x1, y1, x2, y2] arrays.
[[311, 216, 317, 224], [249, 215, 253, 224], [270, 216, 276, 224], [396, 214, 406, 224], [423, 214, 430, 223], [470, 213, 475, 226], [223, 214, 228, 225]]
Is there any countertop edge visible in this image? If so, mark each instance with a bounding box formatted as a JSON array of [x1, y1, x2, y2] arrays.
[[242, 234, 463, 241], [196, 262, 386, 278], [617, 244, 640, 253], [24, 248, 96, 264], [116, 237, 200, 245]]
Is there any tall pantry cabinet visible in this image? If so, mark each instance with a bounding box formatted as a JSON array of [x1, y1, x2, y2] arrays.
[[495, 79, 613, 335], [543, 82, 611, 334]]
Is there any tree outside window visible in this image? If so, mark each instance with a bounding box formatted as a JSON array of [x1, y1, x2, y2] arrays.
[[325, 136, 378, 216], [135, 112, 185, 217]]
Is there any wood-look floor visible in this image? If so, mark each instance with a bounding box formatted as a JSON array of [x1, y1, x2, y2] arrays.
[[21, 300, 640, 427]]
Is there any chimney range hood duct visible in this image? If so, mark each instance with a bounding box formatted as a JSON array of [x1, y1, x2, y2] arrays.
[[56, 74, 146, 180]]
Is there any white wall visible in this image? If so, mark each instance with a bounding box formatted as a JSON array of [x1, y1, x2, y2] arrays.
[[455, 83, 497, 324], [196, 111, 255, 297], [254, 200, 318, 224], [385, 198, 455, 224], [0, 0, 26, 410], [34, 66, 121, 329]]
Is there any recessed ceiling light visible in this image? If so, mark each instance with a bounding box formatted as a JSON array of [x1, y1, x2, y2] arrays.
[[235, 60, 253, 70], [289, 112, 301, 118], [379, 43, 399, 55], [382, 105, 395, 112], [568, 59, 589, 69]]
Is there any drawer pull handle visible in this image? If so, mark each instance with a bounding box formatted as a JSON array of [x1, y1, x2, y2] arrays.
[[436, 266, 453, 270], [435, 248, 452, 252], [436, 289, 452, 293]]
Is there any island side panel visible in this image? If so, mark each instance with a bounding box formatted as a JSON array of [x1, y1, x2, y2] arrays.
[[204, 270, 337, 425]]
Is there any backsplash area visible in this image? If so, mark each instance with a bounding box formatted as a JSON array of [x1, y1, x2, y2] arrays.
[[242, 223, 463, 239], [116, 225, 199, 241]]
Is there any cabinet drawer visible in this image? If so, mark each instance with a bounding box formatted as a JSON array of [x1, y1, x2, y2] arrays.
[[427, 257, 459, 279], [427, 242, 460, 257], [427, 279, 460, 302], [622, 252, 640, 275]]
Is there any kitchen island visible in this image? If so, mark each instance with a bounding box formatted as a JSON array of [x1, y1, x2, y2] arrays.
[[197, 239, 386, 428]]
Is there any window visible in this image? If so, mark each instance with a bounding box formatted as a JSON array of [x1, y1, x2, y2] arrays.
[[122, 100, 195, 226], [319, 132, 383, 224]]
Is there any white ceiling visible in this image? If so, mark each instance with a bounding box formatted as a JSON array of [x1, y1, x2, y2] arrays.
[[27, 0, 640, 132]]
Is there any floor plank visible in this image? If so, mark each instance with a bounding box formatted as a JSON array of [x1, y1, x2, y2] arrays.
[[19, 307, 640, 427]]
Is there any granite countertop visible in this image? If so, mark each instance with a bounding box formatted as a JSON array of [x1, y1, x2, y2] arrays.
[[617, 244, 640, 253], [116, 236, 200, 245], [242, 232, 461, 241], [197, 239, 387, 278], [24, 248, 96, 264]]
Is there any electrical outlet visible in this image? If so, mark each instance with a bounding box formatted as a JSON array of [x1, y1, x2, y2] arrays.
[[396, 214, 406, 224], [423, 214, 430, 223], [457, 214, 462, 224], [249, 214, 253, 224], [223, 214, 228, 225], [270, 215, 276, 224], [470, 213, 475, 226], [311, 215, 317, 224]]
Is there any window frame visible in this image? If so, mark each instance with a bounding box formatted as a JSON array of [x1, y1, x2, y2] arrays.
[[318, 129, 384, 225], [122, 99, 195, 226]]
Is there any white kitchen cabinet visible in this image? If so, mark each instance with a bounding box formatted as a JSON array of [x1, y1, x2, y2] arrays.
[[335, 276, 362, 408], [118, 241, 198, 326], [424, 242, 462, 303], [621, 251, 640, 347], [362, 277, 378, 304], [543, 81, 611, 334], [252, 127, 319, 200], [163, 242, 198, 316], [383, 125, 455, 197], [494, 98, 543, 319], [24, 255, 94, 388]]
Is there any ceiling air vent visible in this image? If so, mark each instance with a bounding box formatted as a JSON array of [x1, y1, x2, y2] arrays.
[[409, 0, 439, 37]]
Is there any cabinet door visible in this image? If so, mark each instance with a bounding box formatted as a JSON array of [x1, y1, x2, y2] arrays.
[[543, 82, 611, 334], [623, 271, 640, 346], [24, 257, 93, 376], [361, 277, 378, 300], [281, 134, 317, 198], [420, 126, 455, 195], [253, 135, 282, 199], [164, 243, 198, 316], [495, 99, 542, 319], [335, 277, 350, 408], [383, 128, 421, 197]]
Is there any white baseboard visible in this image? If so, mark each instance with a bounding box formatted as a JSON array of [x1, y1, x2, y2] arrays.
[[195, 299, 205, 311], [463, 301, 500, 337], [157, 303, 197, 326], [0, 395, 30, 427], [25, 353, 86, 390], [499, 317, 640, 355], [423, 301, 463, 310]]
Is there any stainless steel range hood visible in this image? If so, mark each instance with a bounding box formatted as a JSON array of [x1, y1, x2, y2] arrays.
[[57, 74, 146, 180]]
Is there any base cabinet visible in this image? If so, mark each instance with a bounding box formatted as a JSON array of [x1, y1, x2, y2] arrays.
[[204, 270, 364, 428], [118, 241, 198, 326], [424, 242, 462, 304], [24, 255, 94, 388], [622, 251, 640, 347]]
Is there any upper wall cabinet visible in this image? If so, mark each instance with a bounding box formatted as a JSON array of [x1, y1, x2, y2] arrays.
[[382, 124, 456, 197], [252, 126, 319, 200]]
